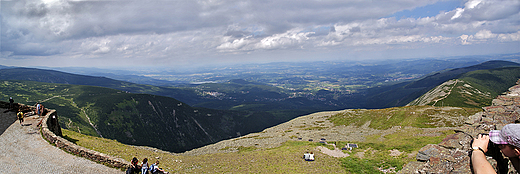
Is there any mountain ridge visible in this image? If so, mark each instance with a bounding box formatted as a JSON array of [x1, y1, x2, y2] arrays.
[[364, 60, 520, 108]]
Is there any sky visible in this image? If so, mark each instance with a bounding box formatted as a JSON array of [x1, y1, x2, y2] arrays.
[[1, 0, 519, 70]]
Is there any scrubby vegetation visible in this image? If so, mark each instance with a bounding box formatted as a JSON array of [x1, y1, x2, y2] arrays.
[[328, 106, 480, 129]]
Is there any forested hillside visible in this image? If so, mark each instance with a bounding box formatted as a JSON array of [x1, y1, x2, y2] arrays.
[[0, 80, 274, 152]]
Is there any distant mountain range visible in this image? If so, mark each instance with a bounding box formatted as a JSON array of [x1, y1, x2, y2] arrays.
[[1, 59, 520, 152]]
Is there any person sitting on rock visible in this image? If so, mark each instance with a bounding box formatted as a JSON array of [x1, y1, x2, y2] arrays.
[[303, 151, 310, 161], [472, 124, 520, 174], [150, 160, 168, 174], [126, 157, 140, 174], [308, 151, 315, 161], [141, 158, 149, 174]]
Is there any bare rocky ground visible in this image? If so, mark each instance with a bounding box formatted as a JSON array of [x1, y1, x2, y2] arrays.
[[0, 108, 123, 174], [182, 109, 460, 157]]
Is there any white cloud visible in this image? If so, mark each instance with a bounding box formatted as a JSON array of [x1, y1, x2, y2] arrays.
[[474, 30, 496, 40], [458, 29, 520, 45], [216, 36, 254, 51], [1, 0, 519, 68]]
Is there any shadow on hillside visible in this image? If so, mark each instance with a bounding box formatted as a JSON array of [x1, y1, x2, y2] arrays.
[[63, 135, 79, 144], [0, 108, 18, 136]]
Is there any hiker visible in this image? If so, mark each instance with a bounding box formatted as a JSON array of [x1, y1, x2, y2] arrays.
[[141, 158, 150, 174], [9, 97, 14, 109], [126, 157, 140, 174], [308, 152, 315, 161], [471, 124, 520, 174], [150, 160, 168, 174], [40, 104, 45, 116], [17, 110, 24, 125], [36, 103, 41, 116]]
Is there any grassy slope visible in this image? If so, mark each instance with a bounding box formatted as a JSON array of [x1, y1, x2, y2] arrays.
[[62, 105, 480, 173], [63, 129, 344, 173]]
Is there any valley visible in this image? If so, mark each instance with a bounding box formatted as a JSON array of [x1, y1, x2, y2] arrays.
[[1, 56, 520, 173]]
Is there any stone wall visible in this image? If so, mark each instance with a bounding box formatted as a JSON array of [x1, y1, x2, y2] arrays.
[[36, 106, 132, 169], [399, 79, 520, 173]]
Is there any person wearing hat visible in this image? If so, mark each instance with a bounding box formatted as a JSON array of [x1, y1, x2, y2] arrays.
[[472, 124, 520, 174]]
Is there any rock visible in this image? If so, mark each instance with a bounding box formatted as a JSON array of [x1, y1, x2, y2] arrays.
[[401, 79, 520, 173], [438, 132, 468, 149]]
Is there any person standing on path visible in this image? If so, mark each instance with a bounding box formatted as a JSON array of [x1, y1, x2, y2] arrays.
[[36, 103, 41, 116], [17, 110, 24, 125], [9, 97, 14, 109]]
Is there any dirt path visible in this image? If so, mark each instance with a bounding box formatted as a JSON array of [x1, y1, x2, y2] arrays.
[[0, 108, 123, 173], [316, 146, 350, 158], [432, 79, 458, 106]]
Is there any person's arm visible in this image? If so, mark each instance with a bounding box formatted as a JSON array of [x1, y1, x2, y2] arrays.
[[471, 134, 497, 174]]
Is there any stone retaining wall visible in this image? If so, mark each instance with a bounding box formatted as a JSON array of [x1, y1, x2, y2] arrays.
[[36, 106, 132, 169]]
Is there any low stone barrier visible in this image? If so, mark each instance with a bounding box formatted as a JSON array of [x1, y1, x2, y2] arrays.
[[38, 106, 132, 169]]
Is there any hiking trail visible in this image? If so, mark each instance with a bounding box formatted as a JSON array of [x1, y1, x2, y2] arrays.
[[0, 108, 123, 173]]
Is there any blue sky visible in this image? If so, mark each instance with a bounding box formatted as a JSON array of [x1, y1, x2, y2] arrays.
[[1, 0, 519, 70], [389, 0, 463, 19]]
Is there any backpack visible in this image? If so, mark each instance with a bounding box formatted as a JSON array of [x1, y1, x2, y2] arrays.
[[150, 164, 157, 173]]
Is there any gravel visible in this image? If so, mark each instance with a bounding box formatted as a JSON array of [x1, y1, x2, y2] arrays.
[[0, 108, 123, 174]]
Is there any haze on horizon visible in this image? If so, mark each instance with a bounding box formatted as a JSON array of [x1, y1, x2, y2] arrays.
[[1, 0, 519, 71]]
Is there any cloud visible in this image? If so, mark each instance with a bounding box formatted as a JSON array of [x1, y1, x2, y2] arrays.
[[460, 30, 520, 45], [1, 0, 519, 68]]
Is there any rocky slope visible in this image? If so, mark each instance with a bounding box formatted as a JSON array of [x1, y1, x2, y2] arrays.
[[407, 79, 493, 107], [182, 104, 476, 156], [399, 79, 520, 173]]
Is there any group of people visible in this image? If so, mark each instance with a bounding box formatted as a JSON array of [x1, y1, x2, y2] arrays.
[[303, 151, 315, 161], [127, 157, 168, 174], [14, 102, 46, 126]]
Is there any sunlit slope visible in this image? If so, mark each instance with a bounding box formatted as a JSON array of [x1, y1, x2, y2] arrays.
[[365, 60, 520, 108], [408, 67, 520, 108]]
